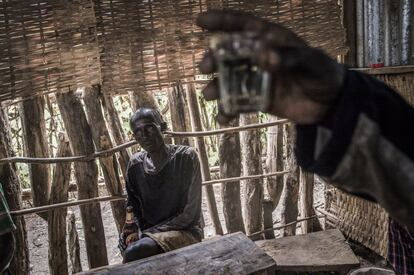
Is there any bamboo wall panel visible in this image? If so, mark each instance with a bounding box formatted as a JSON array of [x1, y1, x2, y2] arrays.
[[0, 0, 100, 102], [0, 0, 346, 102]]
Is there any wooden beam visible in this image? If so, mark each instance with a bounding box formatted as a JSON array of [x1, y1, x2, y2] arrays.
[[0, 120, 289, 164], [168, 84, 191, 146], [240, 113, 264, 240], [100, 92, 130, 178], [48, 134, 71, 275], [219, 119, 245, 234], [83, 86, 125, 233], [186, 83, 223, 235], [20, 96, 50, 220], [343, 0, 357, 67], [262, 199, 275, 239], [0, 105, 30, 275], [266, 115, 284, 210], [56, 90, 108, 268], [68, 212, 82, 273], [299, 169, 322, 234], [280, 124, 299, 237]]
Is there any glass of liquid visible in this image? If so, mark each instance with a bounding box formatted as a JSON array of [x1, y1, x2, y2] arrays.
[[210, 33, 271, 116]]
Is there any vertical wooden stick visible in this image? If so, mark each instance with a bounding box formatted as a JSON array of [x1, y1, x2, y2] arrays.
[[68, 211, 82, 274], [48, 133, 71, 275], [219, 119, 245, 234], [56, 90, 108, 268], [186, 84, 223, 235], [240, 113, 264, 240]]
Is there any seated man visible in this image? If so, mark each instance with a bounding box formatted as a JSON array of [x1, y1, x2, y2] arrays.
[[119, 107, 203, 263]]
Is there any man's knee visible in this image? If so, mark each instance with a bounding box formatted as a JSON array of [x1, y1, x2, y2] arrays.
[[123, 237, 163, 263]]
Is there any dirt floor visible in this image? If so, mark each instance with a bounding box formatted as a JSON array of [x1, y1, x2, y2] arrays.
[[26, 181, 326, 274]]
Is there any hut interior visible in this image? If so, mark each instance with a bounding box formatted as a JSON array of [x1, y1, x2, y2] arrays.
[[0, 0, 413, 274]]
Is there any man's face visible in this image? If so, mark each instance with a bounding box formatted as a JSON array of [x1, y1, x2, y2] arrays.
[[131, 118, 165, 153]]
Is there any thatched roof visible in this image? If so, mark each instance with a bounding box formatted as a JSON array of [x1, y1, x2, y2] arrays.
[[0, 0, 346, 103]]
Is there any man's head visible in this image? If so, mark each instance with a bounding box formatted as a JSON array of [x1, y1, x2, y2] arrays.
[[130, 107, 167, 153]]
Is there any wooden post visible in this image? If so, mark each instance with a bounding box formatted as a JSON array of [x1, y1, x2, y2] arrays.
[[280, 124, 299, 237], [299, 169, 322, 234], [186, 83, 223, 235], [262, 199, 275, 239], [265, 115, 284, 210], [342, 0, 357, 67], [83, 86, 126, 233], [101, 92, 130, 179], [56, 90, 108, 268], [20, 96, 50, 220], [68, 211, 82, 274], [48, 133, 71, 275], [240, 113, 264, 240], [168, 84, 191, 146], [219, 119, 245, 234], [129, 89, 158, 112], [0, 106, 30, 275]]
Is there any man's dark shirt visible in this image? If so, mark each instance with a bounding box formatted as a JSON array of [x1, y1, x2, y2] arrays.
[[125, 145, 203, 240], [295, 69, 414, 230]]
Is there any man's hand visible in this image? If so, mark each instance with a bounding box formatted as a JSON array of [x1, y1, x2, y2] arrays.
[[197, 10, 346, 124]]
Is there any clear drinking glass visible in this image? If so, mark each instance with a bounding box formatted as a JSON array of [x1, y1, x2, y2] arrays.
[[210, 33, 271, 116]]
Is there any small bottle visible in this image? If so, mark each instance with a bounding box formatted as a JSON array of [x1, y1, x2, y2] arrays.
[[123, 206, 139, 245]]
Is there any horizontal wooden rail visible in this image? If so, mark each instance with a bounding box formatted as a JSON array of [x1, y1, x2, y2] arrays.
[[0, 119, 288, 164], [11, 170, 290, 217]]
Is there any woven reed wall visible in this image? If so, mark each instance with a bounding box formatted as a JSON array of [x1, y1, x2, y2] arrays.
[[0, 0, 346, 102], [326, 72, 414, 258], [0, 0, 100, 102]]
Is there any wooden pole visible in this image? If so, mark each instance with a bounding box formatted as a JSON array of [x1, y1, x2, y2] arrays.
[[299, 169, 322, 234], [101, 92, 130, 179], [240, 113, 264, 241], [219, 119, 245, 233], [48, 133, 71, 275], [83, 86, 125, 233], [266, 115, 284, 210], [280, 124, 299, 237], [129, 89, 159, 112], [186, 83, 223, 235], [0, 106, 30, 275], [68, 211, 82, 273], [168, 84, 191, 146], [20, 96, 50, 220], [262, 199, 275, 239], [0, 119, 289, 164], [56, 90, 108, 268]]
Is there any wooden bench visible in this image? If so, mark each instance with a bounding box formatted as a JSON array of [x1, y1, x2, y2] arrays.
[[256, 229, 360, 274], [78, 232, 276, 275]]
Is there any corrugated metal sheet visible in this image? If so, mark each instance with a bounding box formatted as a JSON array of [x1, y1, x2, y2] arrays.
[[357, 0, 414, 67]]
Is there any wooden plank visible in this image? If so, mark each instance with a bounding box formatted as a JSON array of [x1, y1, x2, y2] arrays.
[[256, 229, 359, 272], [78, 232, 276, 275]]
